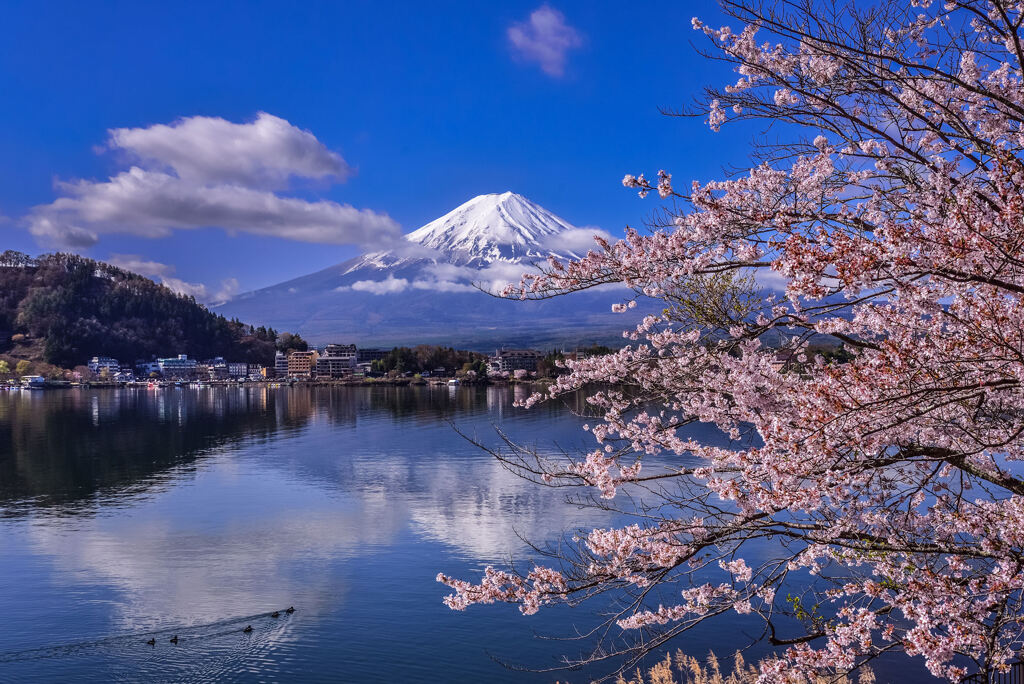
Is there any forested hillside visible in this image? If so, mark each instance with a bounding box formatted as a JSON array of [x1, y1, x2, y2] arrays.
[[0, 251, 279, 368]]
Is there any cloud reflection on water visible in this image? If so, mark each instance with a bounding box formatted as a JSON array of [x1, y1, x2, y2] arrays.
[[3, 385, 611, 634]]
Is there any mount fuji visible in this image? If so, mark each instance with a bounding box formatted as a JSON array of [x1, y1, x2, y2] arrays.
[[216, 192, 638, 349]]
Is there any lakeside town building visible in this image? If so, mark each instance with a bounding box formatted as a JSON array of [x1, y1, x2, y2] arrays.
[[286, 350, 319, 378], [317, 344, 356, 378], [565, 348, 592, 362], [274, 351, 289, 377], [157, 354, 198, 379], [324, 344, 357, 361], [63, 343, 567, 384], [87, 356, 120, 375], [112, 369, 135, 383], [488, 348, 544, 374], [204, 357, 229, 380], [228, 362, 249, 378]]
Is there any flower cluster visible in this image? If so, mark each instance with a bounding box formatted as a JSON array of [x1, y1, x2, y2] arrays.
[[441, 2, 1024, 681]]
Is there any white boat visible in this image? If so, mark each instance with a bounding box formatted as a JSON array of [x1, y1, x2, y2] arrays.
[[447, 379, 460, 386]]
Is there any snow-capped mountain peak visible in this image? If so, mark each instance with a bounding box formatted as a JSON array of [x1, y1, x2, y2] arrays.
[[403, 191, 579, 266], [216, 190, 639, 348]]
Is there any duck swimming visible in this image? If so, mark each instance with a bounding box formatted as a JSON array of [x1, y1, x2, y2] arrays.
[[285, 606, 295, 614], [243, 625, 253, 633], [169, 635, 179, 644], [146, 638, 155, 646], [271, 611, 280, 618]]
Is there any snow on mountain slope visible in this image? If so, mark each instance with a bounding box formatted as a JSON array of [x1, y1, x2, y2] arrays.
[[336, 191, 583, 276], [404, 191, 581, 266], [216, 192, 634, 348]]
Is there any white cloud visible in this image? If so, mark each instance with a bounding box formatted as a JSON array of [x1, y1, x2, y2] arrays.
[[434, 260, 553, 294], [411, 278, 476, 293], [336, 262, 527, 296], [28, 113, 401, 249], [107, 253, 239, 305], [208, 278, 241, 305], [27, 475, 405, 630], [349, 274, 409, 294], [406, 260, 536, 295], [28, 216, 100, 248], [106, 253, 175, 279], [541, 225, 612, 255], [108, 112, 350, 188], [753, 267, 790, 292], [410, 262, 479, 293], [476, 260, 542, 292], [418, 261, 473, 282], [507, 5, 583, 77], [160, 276, 213, 301]]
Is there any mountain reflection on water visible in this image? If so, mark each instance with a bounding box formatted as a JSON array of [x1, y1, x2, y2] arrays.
[[0, 385, 667, 683], [0, 383, 556, 514]]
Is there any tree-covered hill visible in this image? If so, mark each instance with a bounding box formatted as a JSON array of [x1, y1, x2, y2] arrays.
[[0, 250, 281, 368]]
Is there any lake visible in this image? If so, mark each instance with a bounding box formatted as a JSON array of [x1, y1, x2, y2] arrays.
[[0, 385, 921, 682]]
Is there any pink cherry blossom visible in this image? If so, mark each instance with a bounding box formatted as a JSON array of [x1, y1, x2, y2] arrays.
[[442, 2, 1024, 681]]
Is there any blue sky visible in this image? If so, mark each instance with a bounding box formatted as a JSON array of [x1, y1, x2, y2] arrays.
[[0, 0, 749, 300]]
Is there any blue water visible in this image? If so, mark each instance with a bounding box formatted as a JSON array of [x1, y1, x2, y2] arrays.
[[0, 385, 927, 682]]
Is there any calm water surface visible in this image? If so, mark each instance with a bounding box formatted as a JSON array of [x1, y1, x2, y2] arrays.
[[0, 386, 920, 682]]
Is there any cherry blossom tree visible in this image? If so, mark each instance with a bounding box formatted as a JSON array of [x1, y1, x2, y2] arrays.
[[438, 1, 1024, 681]]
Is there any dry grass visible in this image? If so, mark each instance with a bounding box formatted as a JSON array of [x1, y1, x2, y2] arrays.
[[603, 650, 876, 684]]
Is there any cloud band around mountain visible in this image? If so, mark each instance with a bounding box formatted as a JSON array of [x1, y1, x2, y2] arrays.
[[28, 113, 401, 249], [336, 260, 563, 296]]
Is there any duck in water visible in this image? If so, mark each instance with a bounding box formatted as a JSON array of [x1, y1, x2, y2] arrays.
[[271, 611, 280, 618], [243, 625, 253, 633], [146, 638, 156, 646], [285, 606, 295, 614], [169, 635, 179, 644]]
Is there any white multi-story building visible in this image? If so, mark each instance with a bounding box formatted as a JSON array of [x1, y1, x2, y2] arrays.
[[157, 354, 198, 379], [488, 349, 544, 373], [228, 362, 249, 378], [204, 357, 229, 380], [315, 343, 357, 378], [88, 356, 120, 374], [274, 352, 289, 377], [323, 343, 357, 361], [317, 355, 354, 378]]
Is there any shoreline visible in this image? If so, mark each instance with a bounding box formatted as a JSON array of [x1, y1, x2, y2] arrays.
[[8, 377, 554, 390]]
